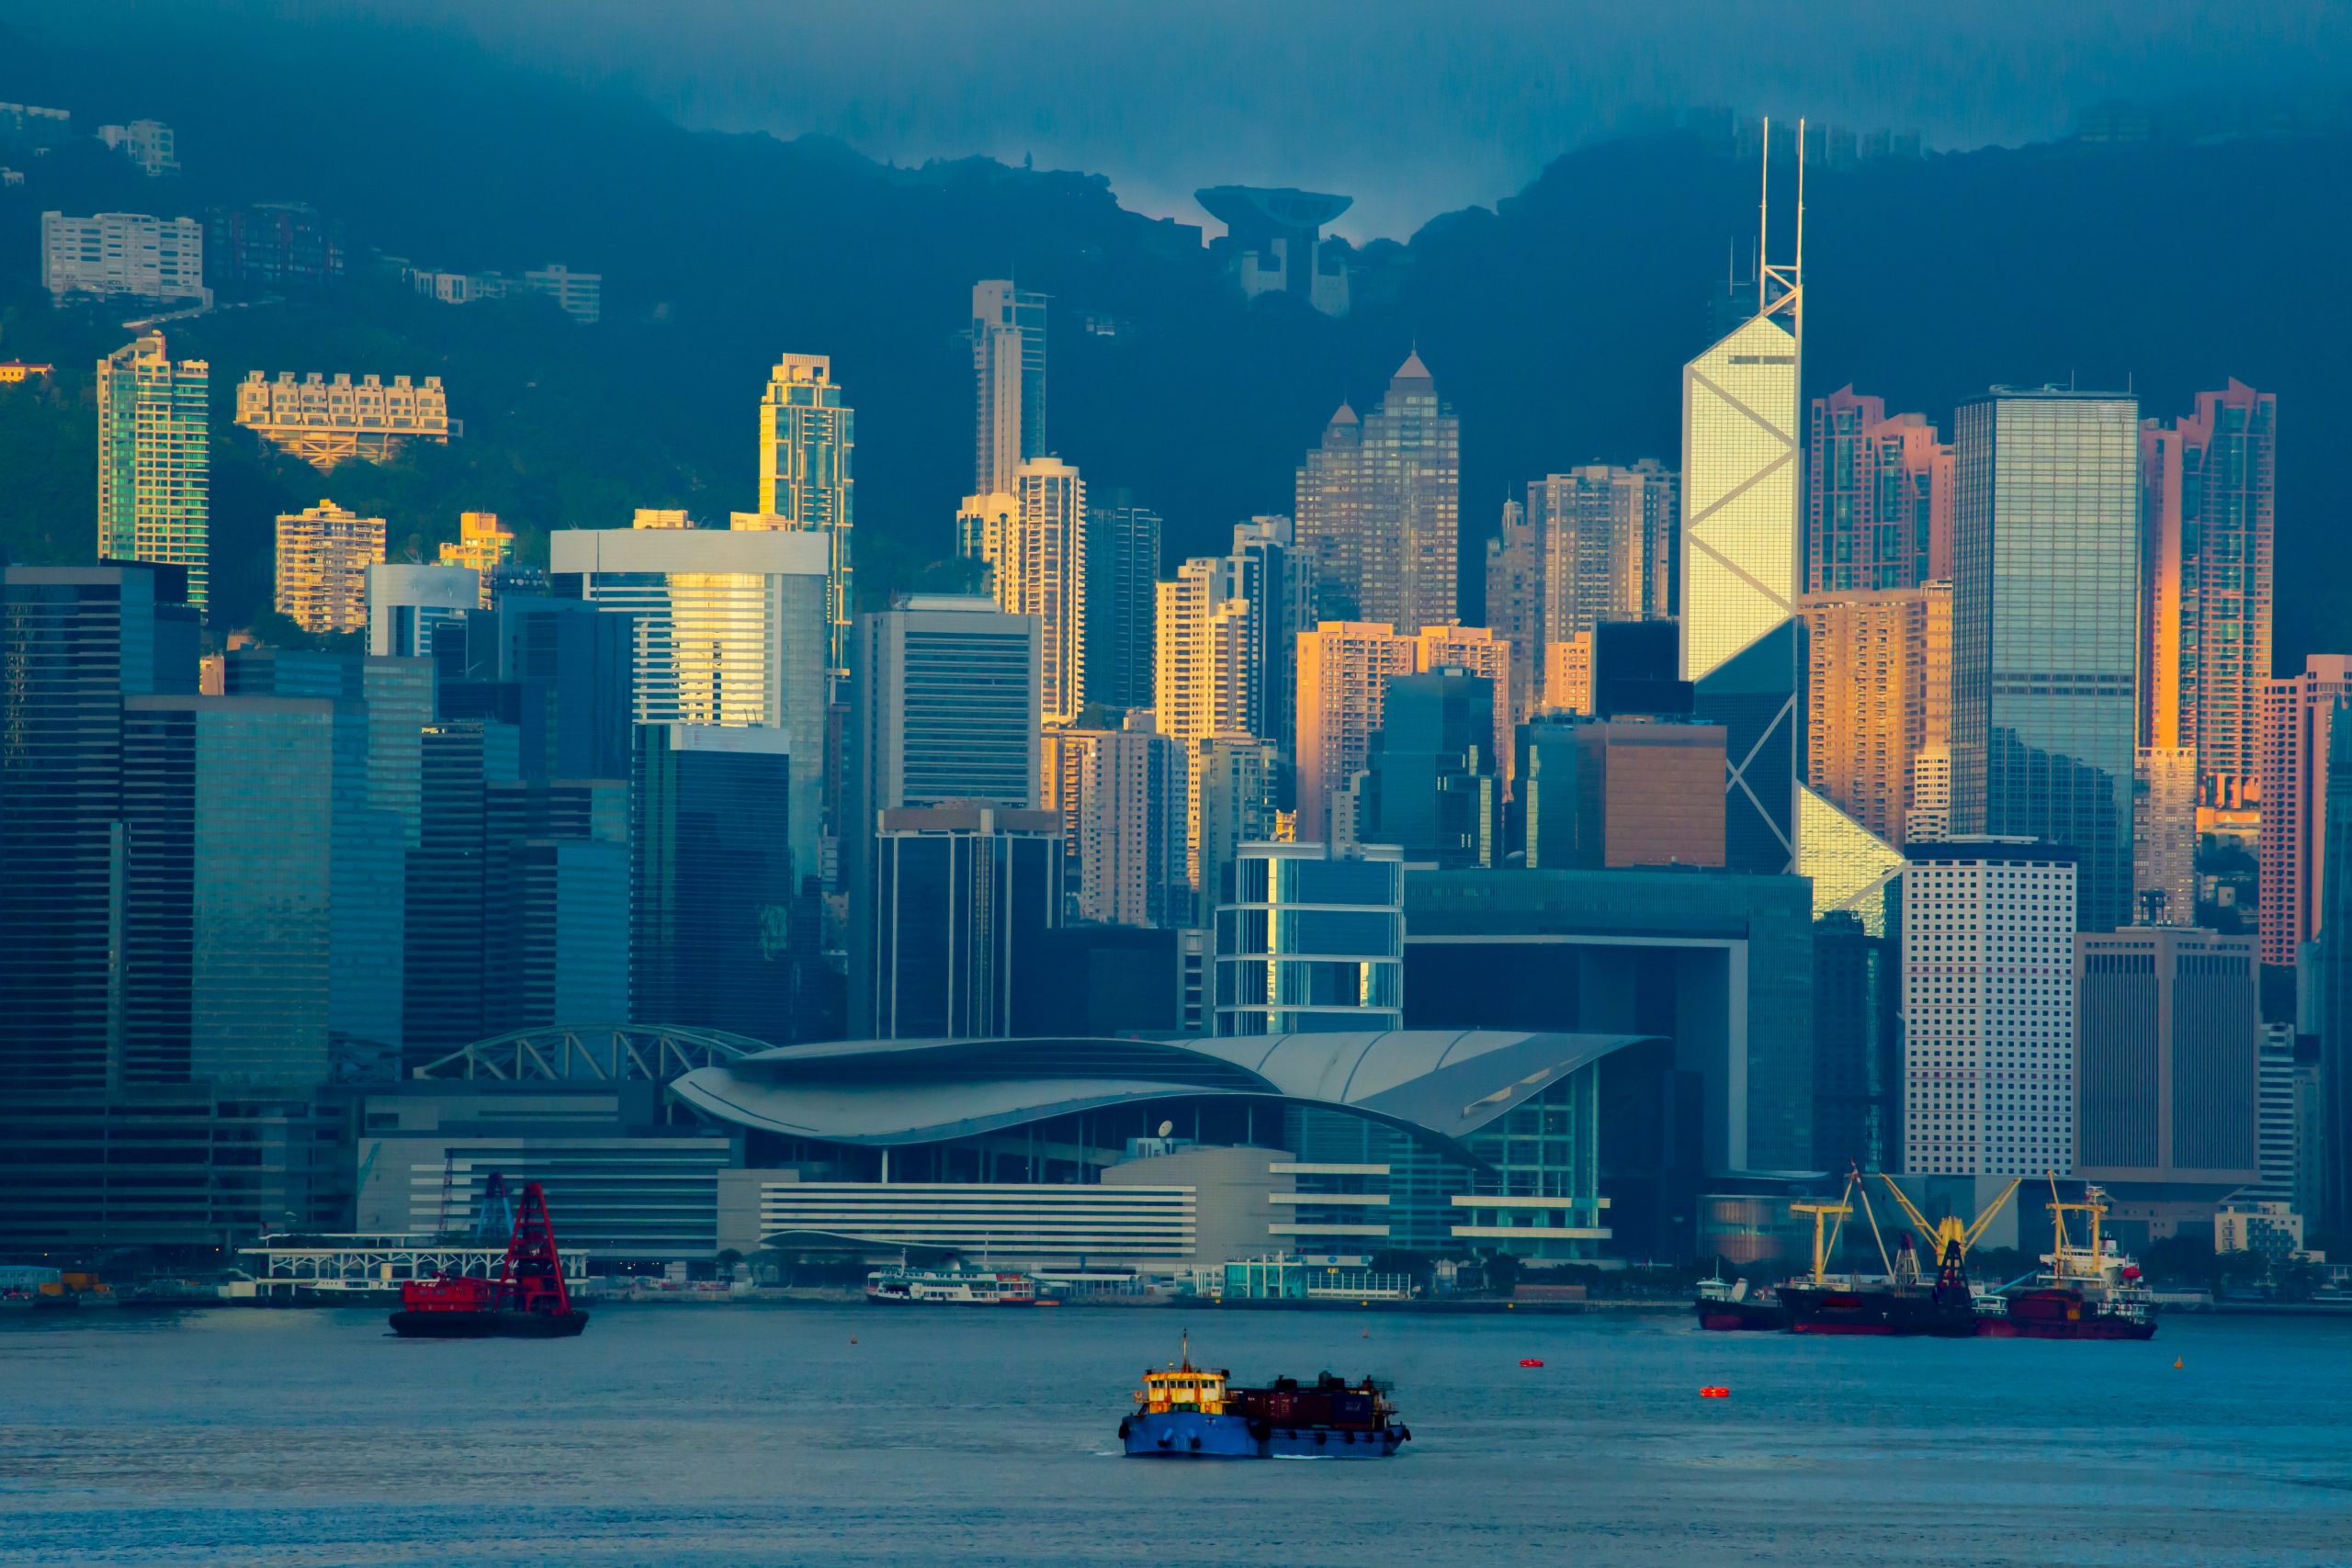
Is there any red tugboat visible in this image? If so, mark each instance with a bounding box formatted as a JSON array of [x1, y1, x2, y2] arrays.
[[389, 1181, 588, 1338], [1974, 1182, 2156, 1341]]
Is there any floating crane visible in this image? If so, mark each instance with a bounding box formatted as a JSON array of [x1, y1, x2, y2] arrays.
[[1874, 1173, 2022, 1290]]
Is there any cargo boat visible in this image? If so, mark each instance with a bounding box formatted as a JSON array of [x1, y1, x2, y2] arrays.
[[1693, 1265, 1781, 1331], [1120, 1336, 1409, 1460], [1974, 1183, 2155, 1341], [865, 1265, 1041, 1304], [388, 1181, 587, 1338], [1777, 1170, 2018, 1337]]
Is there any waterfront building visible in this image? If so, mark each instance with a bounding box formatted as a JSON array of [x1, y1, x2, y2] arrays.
[[1214, 842, 1402, 1036], [972, 279, 1047, 496], [633, 726, 797, 1043], [438, 512, 514, 605], [755, 353, 855, 681], [275, 500, 384, 635], [1483, 498, 1543, 723], [2133, 747, 2199, 924], [2256, 658, 2352, 966], [862, 807, 1066, 1040], [1805, 387, 1953, 592], [1800, 585, 1947, 844], [1679, 247, 1800, 874], [1083, 494, 1160, 716], [2075, 926, 2259, 1193], [119, 696, 336, 1088], [1295, 353, 1459, 632], [1044, 713, 1189, 928], [97, 119, 177, 176], [2142, 381, 2276, 801], [1, 563, 199, 1095], [366, 563, 479, 660], [97, 333, 210, 610], [1187, 733, 1282, 911], [234, 370, 454, 469], [1901, 838, 2078, 1177], [550, 517, 829, 882], [43, 212, 209, 306], [1293, 620, 1419, 840], [1574, 719, 1727, 869], [1951, 388, 2140, 931], [1531, 461, 1679, 644], [1196, 185, 1354, 316], [208, 200, 344, 285], [1815, 910, 1899, 1172], [1399, 863, 1816, 1189], [1363, 671, 1500, 869]]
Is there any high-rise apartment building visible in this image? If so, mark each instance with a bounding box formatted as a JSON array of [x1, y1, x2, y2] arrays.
[[1154, 556, 1259, 748], [1952, 388, 2140, 931], [1801, 586, 1946, 844], [2257, 658, 2352, 966], [550, 518, 830, 883], [1214, 842, 1404, 1036], [2075, 927, 2258, 1190], [1901, 839, 2079, 1176], [756, 353, 855, 682], [1083, 494, 1160, 715], [439, 512, 514, 605], [1574, 719, 1727, 869], [97, 333, 210, 610], [1294, 620, 1420, 840], [234, 371, 453, 469], [1002, 457, 1089, 726], [1044, 712, 1188, 928], [1806, 386, 1954, 592], [2142, 381, 2275, 800], [1482, 498, 1542, 723], [275, 500, 384, 635], [1187, 734, 1282, 911], [43, 212, 209, 306], [1543, 635, 1594, 716], [1680, 251, 1800, 874], [1295, 353, 1459, 632], [1531, 461, 1679, 644], [2132, 746, 2199, 926], [972, 280, 1047, 497]]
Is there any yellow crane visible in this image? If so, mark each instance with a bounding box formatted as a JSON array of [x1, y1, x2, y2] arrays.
[[1874, 1174, 2022, 1286], [1789, 1174, 1857, 1286]]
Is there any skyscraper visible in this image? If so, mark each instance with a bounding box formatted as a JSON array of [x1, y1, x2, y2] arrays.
[[1186, 733, 1281, 913], [275, 500, 384, 635], [1004, 457, 1088, 727], [2317, 714, 2352, 1225], [1901, 839, 2079, 1177], [756, 353, 855, 682], [1806, 386, 1953, 592], [1362, 669, 1501, 868], [1082, 493, 1160, 715], [97, 333, 209, 611], [1227, 515, 1316, 749], [1574, 719, 1728, 869], [1482, 497, 1543, 723], [1679, 164, 1800, 874], [864, 806, 1065, 1039], [1951, 388, 2141, 931], [2257, 658, 2352, 966], [0, 562, 198, 1092], [1214, 842, 1403, 1036], [1800, 587, 1943, 845], [549, 517, 830, 884], [1044, 712, 1188, 928], [972, 280, 1047, 497], [1532, 461, 1679, 643], [1154, 556, 1259, 748], [2075, 927, 2258, 1190], [1294, 620, 1419, 840], [1295, 353, 1458, 632], [1414, 624, 1513, 794], [2142, 380, 2276, 802]]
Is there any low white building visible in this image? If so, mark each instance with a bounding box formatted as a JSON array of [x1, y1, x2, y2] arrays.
[[41, 210, 209, 307]]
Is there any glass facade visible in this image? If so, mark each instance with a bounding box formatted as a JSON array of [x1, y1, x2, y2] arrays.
[[1215, 846, 1404, 1035], [1952, 389, 2140, 931], [96, 334, 210, 611]]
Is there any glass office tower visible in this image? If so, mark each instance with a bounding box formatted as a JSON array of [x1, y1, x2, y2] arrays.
[[1952, 388, 2140, 931]]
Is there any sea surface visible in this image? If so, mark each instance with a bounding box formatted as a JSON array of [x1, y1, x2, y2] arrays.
[[2, 1303, 2347, 1567]]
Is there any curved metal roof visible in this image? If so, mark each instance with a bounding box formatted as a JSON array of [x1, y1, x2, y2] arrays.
[[669, 1031, 1662, 1163]]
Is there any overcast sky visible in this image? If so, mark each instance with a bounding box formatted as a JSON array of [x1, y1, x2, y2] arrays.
[[24, 1, 2352, 237]]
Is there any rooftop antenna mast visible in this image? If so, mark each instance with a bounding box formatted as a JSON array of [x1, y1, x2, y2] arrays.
[[1759, 117, 1804, 336]]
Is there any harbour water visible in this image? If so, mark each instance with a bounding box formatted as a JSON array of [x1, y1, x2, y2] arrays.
[[3, 1304, 2348, 1566]]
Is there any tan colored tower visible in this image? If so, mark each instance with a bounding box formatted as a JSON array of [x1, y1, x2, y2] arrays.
[[1801, 586, 1946, 845], [439, 511, 513, 606], [1294, 621, 1419, 840], [1154, 558, 1258, 748], [275, 499, 385, 635]]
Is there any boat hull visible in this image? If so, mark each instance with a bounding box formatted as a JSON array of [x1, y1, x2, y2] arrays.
[[1976, 1289, 2155, 1340], [1120, 1411, 1408, 1459], [1694, 1300, 1783, 1332], [388, 1309, 590, 1338], [1781, 1284, 1977, 1337]]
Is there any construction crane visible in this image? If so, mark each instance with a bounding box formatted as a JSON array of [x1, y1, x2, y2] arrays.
[[1875, 1174, 2021, 1289], [1790, 1179, 1855, 1286]]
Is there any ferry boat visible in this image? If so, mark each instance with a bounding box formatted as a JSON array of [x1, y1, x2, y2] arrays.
[[1119, 1335, 1409, 1460], [864, 1264, 1041, 1305], [1692, 1264, 1781, 1332], [388, 1182, 588, 1338], [1974, 1183, 2156, 1341]]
